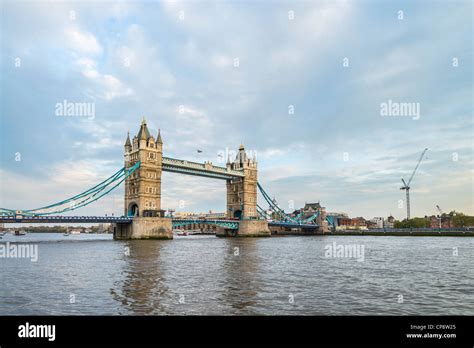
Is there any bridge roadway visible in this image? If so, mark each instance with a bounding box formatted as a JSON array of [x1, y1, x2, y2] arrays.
[[0, 215, 318, 229], [0, 215, 133, 224]]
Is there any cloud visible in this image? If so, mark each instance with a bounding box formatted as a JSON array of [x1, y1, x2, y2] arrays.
[[64, 27, 103, 55], [1, 0, 472, 221], [74, 47, 133, 101], [0, 157, 122, 214]]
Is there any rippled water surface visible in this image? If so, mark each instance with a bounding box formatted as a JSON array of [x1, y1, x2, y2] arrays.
[[1, 233, 473, 315]]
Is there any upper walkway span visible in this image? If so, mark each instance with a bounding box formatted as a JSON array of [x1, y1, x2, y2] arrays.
[[162, 157, 244, 180]]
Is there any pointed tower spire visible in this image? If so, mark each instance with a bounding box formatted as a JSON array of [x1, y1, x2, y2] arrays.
[[156, 128, 163, 144], [125, 131, 131, 147], [137, 118, 150, 141]]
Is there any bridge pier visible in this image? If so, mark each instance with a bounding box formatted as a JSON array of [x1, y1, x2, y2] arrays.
[[114, 217, 173, 240], [216, 219, 270, 237]]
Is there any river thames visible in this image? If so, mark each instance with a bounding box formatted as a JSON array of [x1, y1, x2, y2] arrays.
[[0, 233, 473, 315]]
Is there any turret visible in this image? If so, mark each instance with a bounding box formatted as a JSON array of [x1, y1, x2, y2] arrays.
[[156, 129, 163, 145], [124, 131, 132, 153], [138, 118, 150, 148], [234, 144, 248, 169]]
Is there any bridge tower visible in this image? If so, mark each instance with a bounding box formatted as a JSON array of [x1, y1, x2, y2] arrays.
[[124, 119, 163, 218], [114, 119, 172, 240], [224, 145, 270, 237], [226, 144, 258, 219]]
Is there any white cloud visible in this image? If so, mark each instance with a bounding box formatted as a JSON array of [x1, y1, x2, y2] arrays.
[[0, 157, 121, 214], [211, 54, 233, 68], [64, 27, 102, 55], [76, 57, 133, 100]]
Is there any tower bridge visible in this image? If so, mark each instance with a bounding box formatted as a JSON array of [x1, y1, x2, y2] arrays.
[[115, 119, 269, 239], [0, 119, 326, 239]]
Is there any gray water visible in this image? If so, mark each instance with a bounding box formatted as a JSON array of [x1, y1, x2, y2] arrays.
[[0, 233, 473, 315]]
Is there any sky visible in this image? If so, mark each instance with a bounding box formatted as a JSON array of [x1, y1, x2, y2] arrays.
[[0, 0, 472, 220]]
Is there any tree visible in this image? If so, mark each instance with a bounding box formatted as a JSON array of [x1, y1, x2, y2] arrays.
[[452, 212, 474, 228], [394, 217, 430, 228]]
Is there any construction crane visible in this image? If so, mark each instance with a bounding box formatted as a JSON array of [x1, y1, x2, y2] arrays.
[[436, 205, 443, 228], [400, 148, 428, 220]]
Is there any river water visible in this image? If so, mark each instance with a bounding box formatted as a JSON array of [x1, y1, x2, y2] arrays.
[[0, 233, 473, 315]]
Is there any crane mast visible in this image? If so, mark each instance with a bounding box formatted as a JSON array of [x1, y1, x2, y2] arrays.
[[436, 205, 443, 228], [400, 148, 428, 220]]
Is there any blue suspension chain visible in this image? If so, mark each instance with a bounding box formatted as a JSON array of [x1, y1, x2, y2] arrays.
[[1, 162, 140, 216]]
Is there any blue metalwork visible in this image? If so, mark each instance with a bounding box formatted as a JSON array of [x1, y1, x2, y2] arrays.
[[162, 157, 244, 180], [294, 211, 304, 220], [0, 208, 16, 217], [302, 210, 320, 223], [0, 162, 140, 217], [256, 183, 323, 226], [257, 182, 299, 223], [326, 215, 336, 228], [172, 219, 239, 229], [0, 215, 132, 224], [256, 204, 272, 219], [268, 221, 319, 229]]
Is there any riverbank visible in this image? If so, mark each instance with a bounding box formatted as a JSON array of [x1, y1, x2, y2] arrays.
[[269, 227, 474, 237], [327, 228, 474, 237]]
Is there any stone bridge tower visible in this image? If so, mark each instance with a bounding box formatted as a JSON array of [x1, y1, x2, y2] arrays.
[[226, 145, 258, 219], [114, 119, 172, 240], [225, 145, 270, 237], [124, 119, 163, 218]]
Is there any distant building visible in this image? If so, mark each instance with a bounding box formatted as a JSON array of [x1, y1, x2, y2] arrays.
[[302, 202, 324, 217], [174, 211, 226, 219], [337, 217, 367, 230], [384, 215, 395, 228], [429, 214, 454, 228], [325, 212, 348, 228], [371, 217, 384, 229], [203, 211, 226, 219], [174, 211, 197, 219], [367, 216, 395, 229], [98, 223, 112, 233]]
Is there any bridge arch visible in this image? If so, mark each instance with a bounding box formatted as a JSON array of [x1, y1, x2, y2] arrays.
[[233, 210, 242, 220], [128, 202, 139, 217]]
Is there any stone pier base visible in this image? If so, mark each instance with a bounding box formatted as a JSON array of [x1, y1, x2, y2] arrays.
[[113, 217, 173, 240], [216, 219, 271, 237]]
